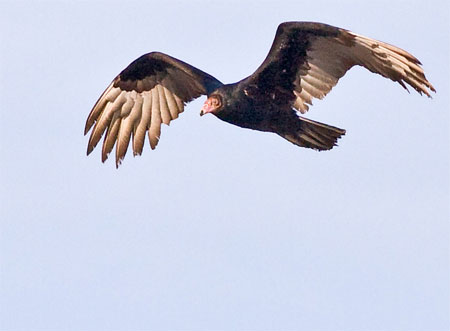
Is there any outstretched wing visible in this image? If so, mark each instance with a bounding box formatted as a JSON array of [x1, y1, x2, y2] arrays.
[[85, 52, 222, 167], [247, 22, 435, 113]]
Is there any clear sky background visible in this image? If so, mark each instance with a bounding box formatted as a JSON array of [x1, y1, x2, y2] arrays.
[[1, 1, 449, 330]]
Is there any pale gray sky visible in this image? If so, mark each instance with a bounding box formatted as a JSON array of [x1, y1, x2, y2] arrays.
[[1, 1, 449, 330]]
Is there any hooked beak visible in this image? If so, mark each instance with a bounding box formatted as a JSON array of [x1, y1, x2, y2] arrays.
[[200, 100, 215, 116]]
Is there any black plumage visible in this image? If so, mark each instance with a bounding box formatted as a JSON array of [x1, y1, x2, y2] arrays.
[[85, 22, 435, 167]]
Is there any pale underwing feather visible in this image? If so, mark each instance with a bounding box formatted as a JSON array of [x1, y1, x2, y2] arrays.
[[300, 78, 327, 99], [149, 87, 162, 150], [157, 85, 172, 125], [120, 92, 135, 117], [116, 105, 140, 167], [301, 73, 333, 92], [173, 94, 185, 112], [133, 92, 152, 155], [104, 85, 122, 102], [163, 86, 180, 119], [102, 112, 121, 162]]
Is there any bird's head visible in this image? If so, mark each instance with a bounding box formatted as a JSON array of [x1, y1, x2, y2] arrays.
[[200, 94, 223, 116]]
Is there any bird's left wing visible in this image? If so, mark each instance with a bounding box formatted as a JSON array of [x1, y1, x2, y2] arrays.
[[247, 22, 435, 113], [85, 52, 222, 167]]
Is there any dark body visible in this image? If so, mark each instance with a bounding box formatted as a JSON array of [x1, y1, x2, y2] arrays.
[[215, 82, 300, 132]]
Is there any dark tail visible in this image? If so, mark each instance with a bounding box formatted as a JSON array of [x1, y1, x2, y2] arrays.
[[279, 116, 346, 150]]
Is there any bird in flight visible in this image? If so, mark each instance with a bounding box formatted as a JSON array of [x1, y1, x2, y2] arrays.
[[84, 22, 435, 167]]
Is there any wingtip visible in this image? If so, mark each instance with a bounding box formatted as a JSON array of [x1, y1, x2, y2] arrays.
[[428, 83, 437, 96], [149, 135, 160, 150], [115, 157, 123, 169], [101, 152, 109, 163], [86, 144, 94, 156], [84, 123, 92, 136]]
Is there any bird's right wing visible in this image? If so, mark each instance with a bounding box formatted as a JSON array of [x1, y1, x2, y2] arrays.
[[85, 52, 222, 167], [247, 22, 435, 113]]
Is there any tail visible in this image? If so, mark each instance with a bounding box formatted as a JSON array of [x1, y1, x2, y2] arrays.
[[279, 116, 346, 150]]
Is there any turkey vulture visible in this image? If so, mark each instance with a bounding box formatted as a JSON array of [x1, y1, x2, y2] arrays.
[[85, 22, 435, 167]]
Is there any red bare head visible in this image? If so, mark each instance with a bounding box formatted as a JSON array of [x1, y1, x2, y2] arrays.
[[200, 95, 222, 116]]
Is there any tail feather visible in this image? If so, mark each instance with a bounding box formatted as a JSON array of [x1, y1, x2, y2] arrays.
[[280, 116, 346, 150]]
